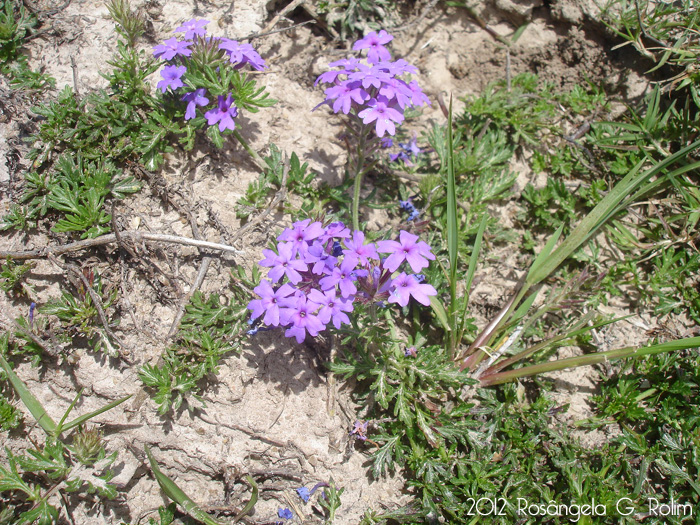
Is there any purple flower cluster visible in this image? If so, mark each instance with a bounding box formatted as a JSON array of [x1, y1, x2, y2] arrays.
[[315, 30, 430, 137], [248, 220, 437, 343], [153, 19, 266, 132]]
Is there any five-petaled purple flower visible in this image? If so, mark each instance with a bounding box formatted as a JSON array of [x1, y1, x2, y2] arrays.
[[307, 289, 353, 329], [174, 19, 209, 39], [153, 37, 192, 61], [284, 295, 325, 343], [219, 39, 267, 70], [353, 30, 394, 64], [259, 242, 307, 284], [204, 94, 238, 132], [157, 65, 187, 93], [248, 281, 295, 327], [181, 88, 209, 120], [388, 272, 437, 307], [377, 230, 436, 272], [358, 97, 404, 137]]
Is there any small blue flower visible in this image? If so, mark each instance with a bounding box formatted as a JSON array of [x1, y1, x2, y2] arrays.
[[278, 508, 293, 520], [296, 486, 311, 503], [407, 209, 421, 222]]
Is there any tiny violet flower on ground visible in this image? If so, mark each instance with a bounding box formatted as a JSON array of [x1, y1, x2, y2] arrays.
[[351, 420, 369, 440], [278, 508, 293, 520], [153, 37, 192, 61], [405, 346, 418, 357], [204, 94, 238, 132], [157, 65, 187, 93], [296, 487, 311, 503]]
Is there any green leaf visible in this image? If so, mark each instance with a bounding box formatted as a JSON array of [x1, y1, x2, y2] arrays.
[[145, 446, 227, 525], [0, 351, 57, 435]]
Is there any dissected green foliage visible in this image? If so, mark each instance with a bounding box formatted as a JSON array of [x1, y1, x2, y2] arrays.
[[0, 0, 54, 90], [139, 266, 256, 415]]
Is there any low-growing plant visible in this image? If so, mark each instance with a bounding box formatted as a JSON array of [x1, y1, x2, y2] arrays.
[[139, 268, 254, 414], [0, 335, 130, 523]]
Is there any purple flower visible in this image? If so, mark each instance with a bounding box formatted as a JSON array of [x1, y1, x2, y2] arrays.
[[248, 281, 295, 326], [343, 231, 378, 265], [307, 288, 353, 329], [381, 137, 393, 148], [153, 37, 192, 61], [219, 39, 267, 70], [284, 295, 325, 343], [181, 88, 209, 120], [353, 30, 393, 64], [157, 65, 187, 93], [296, 487, 311, 503], [304, 241, 337, 275], [277, 219, 325, 250], [320, 255, 360, 298], [404, 346, 418, 357], [259, 242, 307, 284], [376, 230, 435, 272], [348, 63, 392, 90], [319, 221, 351, 242], [29, 302, 36, 328], [357, 97, 404, 137], [204, 94, 238, 132], [388, 272, 437, 307], [174, 19, 209, 39], [407, 79, 431, 106], [378, 78, 412, 109], [278, 508, 293, 520], [382, 59, 418, 76], [350, 420, 369, 440], [324, 81, 368, 114]]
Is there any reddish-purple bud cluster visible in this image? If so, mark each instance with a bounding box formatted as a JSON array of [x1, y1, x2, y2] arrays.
[[248, 220, 438, 343]]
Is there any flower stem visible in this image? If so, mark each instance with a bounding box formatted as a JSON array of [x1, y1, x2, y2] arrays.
[[232, 129, 267, 172], [351, 128, 368, 232]]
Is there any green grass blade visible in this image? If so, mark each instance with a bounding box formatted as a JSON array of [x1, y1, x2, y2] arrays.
[[0, 353, 57, 435], [430, 295, 451, 332], [525, 224, 563, 285], [527, 137, 700, 286], [56, 388, 84, 436], [234, 475, 258, 523], [146, 446, 227, 525], [458, 214, 487, 339], [479, 336, 700, 386], [446, 96, 458, 315], [61, 394, 132, 433]]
